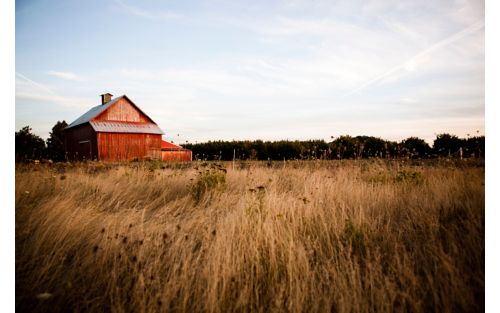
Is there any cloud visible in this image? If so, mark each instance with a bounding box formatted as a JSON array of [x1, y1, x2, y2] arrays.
[[16, 72, 90, 109], [47, 71, 83, 81], [114, 0, 183, 20], [209, 1, 483, 101], [399, 98, 418, 104], [16, 72, 56, 95], [342, 18, 484, 97]]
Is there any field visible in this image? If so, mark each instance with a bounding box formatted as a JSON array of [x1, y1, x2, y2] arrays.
[[15, 159, 484, 313]]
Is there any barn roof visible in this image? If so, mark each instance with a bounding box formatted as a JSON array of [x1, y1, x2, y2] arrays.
[[65, 95, 164, 135], [161, 140, 184, 150], [66, 97, 120, 129], [90, 121, 164, 134]]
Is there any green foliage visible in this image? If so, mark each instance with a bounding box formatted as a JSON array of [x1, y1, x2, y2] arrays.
[[342, 219, 367, 258], [433, 133, 464, 157], [463, 136, 485, 158], [15, 126, 46, 162], [246, 185, 267, 218], [46, 120, 68, 161], [190, 163, 227, 203], [330, 135, 397, 159], [365, 171, 391, 184], [183, 133, 484, 161], [355, 136, 388, 158], [400, 137, 431, 158], [364, 168, 423, 185], [330, 135, 357, 159], [184, 139, 330, 161], [395, 170, 423, 184], [145, 160, 165, 171]]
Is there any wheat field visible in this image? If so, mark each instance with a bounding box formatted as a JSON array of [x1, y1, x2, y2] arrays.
[[15, 159, 484, 313]]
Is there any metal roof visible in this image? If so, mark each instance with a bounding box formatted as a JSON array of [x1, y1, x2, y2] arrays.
[[90, 121, 164, 134], [162, 140, 183, 150], [65, 94, 165, 135], [66, 96, 122, 129]]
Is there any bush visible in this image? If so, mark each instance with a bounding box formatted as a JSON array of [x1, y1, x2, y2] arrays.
[[15, 126, 46, 162], [395, 170, 423, 184], [190, 164, 226, 203], [342, 219, 367, 258]]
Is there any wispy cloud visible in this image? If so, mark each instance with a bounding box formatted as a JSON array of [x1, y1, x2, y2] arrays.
[[47, 71, 83, 81], [114, 0, 183, 20], [16, 72, 90, 109], [16, 72, 56, 95], [399, 98, 418, 104], [343, 18, 484, 97]]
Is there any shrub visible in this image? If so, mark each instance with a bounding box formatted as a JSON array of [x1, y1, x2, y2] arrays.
[[342, 219, 367, 258], [395, 170, 423, 184], [190, 164, 226, 203]]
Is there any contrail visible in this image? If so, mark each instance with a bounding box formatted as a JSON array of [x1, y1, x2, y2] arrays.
[[343, 19, 484, 98], [15, 71, 57, 95]]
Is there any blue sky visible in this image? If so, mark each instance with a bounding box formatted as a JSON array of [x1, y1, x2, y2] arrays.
[[15, 0, 484, 144]]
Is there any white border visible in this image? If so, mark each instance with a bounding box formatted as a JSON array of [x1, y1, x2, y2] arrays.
[[485, 0, 498, 311], [0, 0, 15, 311]]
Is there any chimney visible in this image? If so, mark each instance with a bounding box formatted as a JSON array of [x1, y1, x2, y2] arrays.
[[100, 93, 113, 105]]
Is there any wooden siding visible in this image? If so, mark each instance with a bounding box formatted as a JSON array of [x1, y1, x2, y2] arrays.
[[161, 150, 192, 162], [64, 124, 98, 160], [94, 97, 151, 123], [97, 133, 162, 161]]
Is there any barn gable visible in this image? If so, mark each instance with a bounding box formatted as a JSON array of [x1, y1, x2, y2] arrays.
[[65, 95, 163, 135], [93, 96, 154, 124]]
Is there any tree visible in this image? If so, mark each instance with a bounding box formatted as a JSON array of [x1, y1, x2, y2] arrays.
[[354, 136, 388, 158], [463, 136, 485, 158], [400, 137, 431, 158], [15, 126, 46, 162], [330, 136, 357, 159], [182, 134, 482, 161], [433, 133, 463, 157], [46, 120, 68, 161]]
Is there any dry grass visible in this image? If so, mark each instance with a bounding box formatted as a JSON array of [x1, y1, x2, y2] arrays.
[[15, 159, 484, 313]]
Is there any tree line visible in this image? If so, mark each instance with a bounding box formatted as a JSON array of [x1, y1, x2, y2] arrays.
[[15, 121, 484, 162], [15, 121, 68, 162], [183, 134, 484, 161]]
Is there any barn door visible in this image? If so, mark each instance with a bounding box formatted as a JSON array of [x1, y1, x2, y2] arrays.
[[78, 140, 92, 160]]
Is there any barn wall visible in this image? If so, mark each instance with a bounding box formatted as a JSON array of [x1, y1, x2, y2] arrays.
[[161, 150, 192, 162], [64, 124, 98, 160], [95, 98, 150, 123], [97, 133, 162, 161]]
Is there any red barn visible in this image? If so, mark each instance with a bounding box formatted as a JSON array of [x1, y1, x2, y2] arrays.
[[64, 93, 164, 161], [161, 140, 192, 161]]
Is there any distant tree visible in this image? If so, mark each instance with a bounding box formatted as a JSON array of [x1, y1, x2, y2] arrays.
[[354, 136, 388, 158], [330, 136, 357, 159], [46, 120, 68, 161], [400, 137, 432, 158], [182, 134, 481, 161], [463, 136, 485, 158], [15, 126, 46, 162], [433, 133, 464, 157]]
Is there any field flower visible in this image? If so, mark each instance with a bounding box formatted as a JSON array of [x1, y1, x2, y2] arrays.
[[36, 293, 52, 300]]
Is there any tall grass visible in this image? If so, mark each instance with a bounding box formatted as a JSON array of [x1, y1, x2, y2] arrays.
[[15, 159, 484, 312]]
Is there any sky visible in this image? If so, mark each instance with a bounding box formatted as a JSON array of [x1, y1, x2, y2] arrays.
[[15, 0, 484, 144]]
